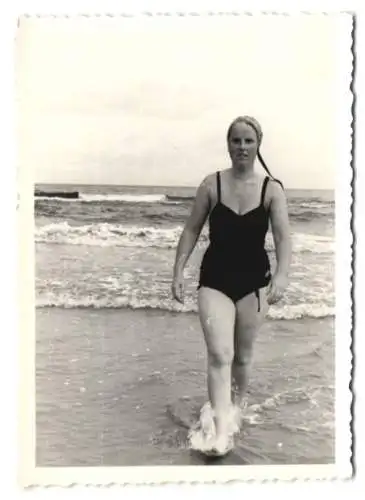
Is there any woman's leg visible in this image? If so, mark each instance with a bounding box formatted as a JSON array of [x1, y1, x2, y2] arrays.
[[231, 287, 269, 406], [198, 287, 236, 441]]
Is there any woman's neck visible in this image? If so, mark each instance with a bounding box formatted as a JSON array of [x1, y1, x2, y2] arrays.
[[230, 163, 255, 181]]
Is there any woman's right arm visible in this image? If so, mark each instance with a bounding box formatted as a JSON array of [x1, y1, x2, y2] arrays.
[[172, 176, 211, 302]]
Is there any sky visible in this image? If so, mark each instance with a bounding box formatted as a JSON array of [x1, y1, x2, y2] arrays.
[[16, 15, 351, 188]]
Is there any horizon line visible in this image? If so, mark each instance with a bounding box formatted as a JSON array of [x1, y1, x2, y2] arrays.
[[35, 181, 335, 191]]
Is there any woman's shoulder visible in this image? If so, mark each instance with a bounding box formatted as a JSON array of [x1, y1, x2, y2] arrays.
[[265, 176, 286, 202], [266, 176, 284, 190], [199, 171, 220, 191]]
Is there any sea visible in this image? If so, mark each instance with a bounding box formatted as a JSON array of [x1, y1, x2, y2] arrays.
[[35, 183, 335, 466], [35, 183, 335, 318]]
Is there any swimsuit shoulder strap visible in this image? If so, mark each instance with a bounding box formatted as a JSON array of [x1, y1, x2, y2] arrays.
[[260, 176, 270, 206], [216, 171, 221, 203]]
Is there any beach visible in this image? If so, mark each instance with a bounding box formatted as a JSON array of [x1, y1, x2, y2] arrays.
[[35, 182, 335, 466], [36, 308, 334, 466]]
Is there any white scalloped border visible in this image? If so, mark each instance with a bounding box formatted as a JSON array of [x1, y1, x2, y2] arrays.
[[12, 10, 354, 486]]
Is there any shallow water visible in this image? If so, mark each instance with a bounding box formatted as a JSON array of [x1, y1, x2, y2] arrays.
[[35, 184, 335, 319], [35, 184, 335, 466], [36, 308, 334, 466]]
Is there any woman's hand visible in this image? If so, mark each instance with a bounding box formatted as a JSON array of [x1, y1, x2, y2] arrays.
[[266, 273, 288, 305], [171, 176, 211, 305], [172, 273, 185, 303], [267, 181, 291, 305]]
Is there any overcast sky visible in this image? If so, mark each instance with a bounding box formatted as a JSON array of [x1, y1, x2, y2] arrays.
[[17, 15, 350, 188]]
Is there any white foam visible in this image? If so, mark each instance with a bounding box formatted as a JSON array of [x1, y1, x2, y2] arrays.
[[266, 232, 334, 254], [189, 385, 333, 452], [36, 290, 334, 319], [35, 196, 79, 202], [80, 193, 167, 203], [35, 221, 333, 254], [36, 193, 167, 203], [267, 303, 334, 320], [298, 202, 333, 209], [188, 402, 241, 453], [35, 221, 185, 248]]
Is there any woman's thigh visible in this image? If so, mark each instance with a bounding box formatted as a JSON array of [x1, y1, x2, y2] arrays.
[[198, 287, 236, 363], [234, 287, 269, 359]]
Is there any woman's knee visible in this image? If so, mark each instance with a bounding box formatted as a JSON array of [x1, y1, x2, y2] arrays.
[[233, 349, 253, 367], [208, 347, 234, 367]]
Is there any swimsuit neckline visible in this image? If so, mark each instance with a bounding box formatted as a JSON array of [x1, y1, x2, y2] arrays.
[[212, 201, 265, 218]]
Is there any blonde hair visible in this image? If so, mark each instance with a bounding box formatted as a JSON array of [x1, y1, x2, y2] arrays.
[[227, 116, 283, 189], [227, 116, 263, 145]]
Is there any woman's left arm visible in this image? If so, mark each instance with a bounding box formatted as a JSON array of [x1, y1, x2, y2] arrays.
[[267, 181, 292, 304]]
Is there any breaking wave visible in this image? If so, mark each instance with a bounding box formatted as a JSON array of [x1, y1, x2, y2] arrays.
[[35, 222, 334, 254], [36, 290, 334, 319]]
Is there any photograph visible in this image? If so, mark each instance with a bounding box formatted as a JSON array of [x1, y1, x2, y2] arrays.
[[16, 12, 352, 484]]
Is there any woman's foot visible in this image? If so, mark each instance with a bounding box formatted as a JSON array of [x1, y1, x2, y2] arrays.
[[200, 402, 215, 437], [207, 433, 234, 457], [229, 396, 248, 432], [233, 395, 248, 411]]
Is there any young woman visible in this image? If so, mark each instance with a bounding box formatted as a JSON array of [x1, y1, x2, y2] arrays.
[[172, 116, 291, 455]]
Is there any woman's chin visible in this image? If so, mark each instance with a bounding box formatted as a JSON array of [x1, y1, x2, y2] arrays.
[[232, 160, 250, 169]]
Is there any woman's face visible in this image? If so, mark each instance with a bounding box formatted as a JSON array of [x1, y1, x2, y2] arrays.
[[228, 122, 259, 167]]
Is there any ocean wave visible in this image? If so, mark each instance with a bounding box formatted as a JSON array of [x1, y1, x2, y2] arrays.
[[80, 193, 167, 203], [35, 193, 168, 203], [36, 291, 334, 319], [166, 194, 195, 202], [35, 192, 194, 204], [35, 221, 334, 254], [288, 209, 334, 222], [35, 192, 333, 208], [35, 196, 80, 203], [297, 202, 334, 209], [35, 221, 185, 248]]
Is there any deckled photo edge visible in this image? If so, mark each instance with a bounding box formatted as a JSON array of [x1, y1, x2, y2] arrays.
[[16, 11, 354, 487]]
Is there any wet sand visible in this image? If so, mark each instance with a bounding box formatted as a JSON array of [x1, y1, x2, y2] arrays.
[[36, 307, 335, 466]]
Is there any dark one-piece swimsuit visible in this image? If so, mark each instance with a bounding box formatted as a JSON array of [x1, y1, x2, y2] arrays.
[[198, 172, 273, 311]]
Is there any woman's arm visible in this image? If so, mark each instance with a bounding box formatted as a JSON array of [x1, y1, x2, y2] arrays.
[[173, 176, 211, 277], [267, 181, 292, 303], [172, 176, 211, 302]]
